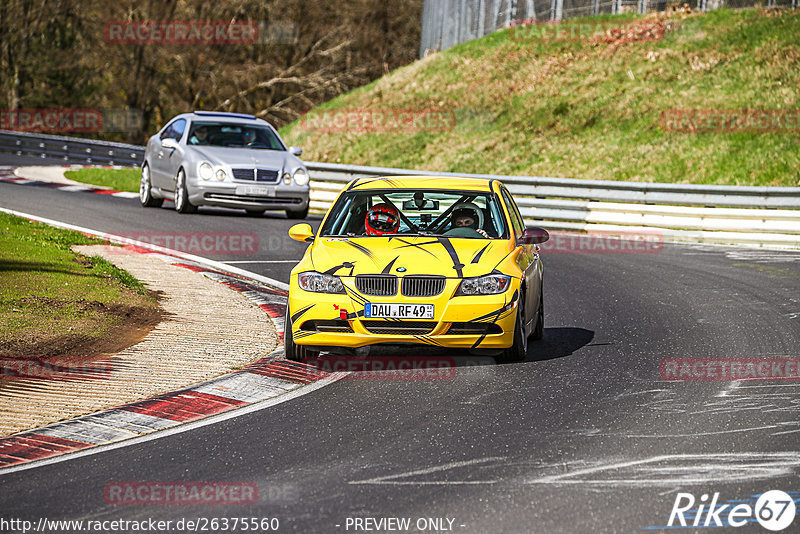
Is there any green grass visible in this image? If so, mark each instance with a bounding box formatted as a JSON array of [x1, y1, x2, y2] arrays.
[[64, 167, 141, 192], [281, 8, 800, 186], [0, 212, 156, 351]]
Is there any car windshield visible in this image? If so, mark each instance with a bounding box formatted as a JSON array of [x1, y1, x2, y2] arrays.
[[321, 189, 508, 239], [187, 121, 285, 150]]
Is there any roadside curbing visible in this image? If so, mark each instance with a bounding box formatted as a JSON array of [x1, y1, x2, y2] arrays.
[[0, 167, 139, 199], [0, 213, 336, 471]]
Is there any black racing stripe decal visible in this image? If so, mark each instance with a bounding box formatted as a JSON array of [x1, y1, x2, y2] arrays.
[[324, 261, 355, 275], [291, 304, 315, 323], [381, 256, 400, 274], [292, 330, 316, 339], [344, 240, 377, 263], [471, 243, 491, 264], [344, 286, 369, 306], [471, 333, 489, 348], [436, 237, 464, 278], [413, 335, 442, 347], [393, 238, 438, 257], [468, 289, 518, 323]]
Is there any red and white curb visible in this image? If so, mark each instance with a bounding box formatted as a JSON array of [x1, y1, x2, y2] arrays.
[[0, 167, 139, 199], [0, 210, 337, 471]]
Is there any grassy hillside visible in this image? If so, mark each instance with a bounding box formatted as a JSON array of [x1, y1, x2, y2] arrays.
[[282, 8, 800, 186]]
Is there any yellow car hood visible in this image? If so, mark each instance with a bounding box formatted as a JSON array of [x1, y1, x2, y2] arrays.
[[309, 236, 513, 278]]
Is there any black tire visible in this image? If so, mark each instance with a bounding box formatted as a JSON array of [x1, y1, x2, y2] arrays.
[[174, 169, 197, 214], [286, 205, 309, 219], [500, 304, 527, 363], [532, 290, 544, 341], [284, 310, 319, 362], [245, 209, 265, 217], [139, 164, 163, 208]]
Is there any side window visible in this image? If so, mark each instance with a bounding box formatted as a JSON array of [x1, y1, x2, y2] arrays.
[[159, 122, 173, 140], [501, 189, 524, 239], [169, 119, 186, 141]]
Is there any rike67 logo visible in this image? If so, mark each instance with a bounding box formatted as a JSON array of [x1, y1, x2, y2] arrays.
[[661, 490, 797, 531]]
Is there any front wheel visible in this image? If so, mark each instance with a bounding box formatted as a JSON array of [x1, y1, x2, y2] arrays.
[[500, 305, 527, 363], [139, 164, 163, 208], [284, 310, 319, 362], [532, 290, 544, 341], [174, 169, 197, 214], [286, 205, 309, 219]]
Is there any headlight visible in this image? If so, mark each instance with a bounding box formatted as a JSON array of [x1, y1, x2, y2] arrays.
[[215, 169, 226, 181], [293, 168, 309, 186], [455, 274, 511, 296], [198, 162, 213, 181], [298, 271, 345, 294]]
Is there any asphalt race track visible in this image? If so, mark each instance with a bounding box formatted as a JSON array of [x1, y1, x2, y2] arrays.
[[2, 161, 800, 532]]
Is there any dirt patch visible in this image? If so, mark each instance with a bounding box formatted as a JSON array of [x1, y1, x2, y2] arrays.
[[0, 293, 163, 378]]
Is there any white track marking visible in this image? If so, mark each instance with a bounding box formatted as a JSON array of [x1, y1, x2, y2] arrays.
[[0, 207, 289, 290], [0, 372, 347, 476], [350, 457, 505, 485], [223, 260, 300, 264]]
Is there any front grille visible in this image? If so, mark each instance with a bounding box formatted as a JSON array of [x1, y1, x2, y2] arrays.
[[231, 168, 280, 182], [446, 322, 503, 335], [204, 193, 302, 204], [355, 275, 397, 296], [232, 168, 254, 181], [401, 276, 446, 297], [256, 168, 280, 182], [300, 319, 353, 333], [361, 320, 437, 335]]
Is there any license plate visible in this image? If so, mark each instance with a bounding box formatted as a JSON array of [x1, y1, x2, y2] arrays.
[[365, 303, 434, 319], [236, 185, 276, 197]]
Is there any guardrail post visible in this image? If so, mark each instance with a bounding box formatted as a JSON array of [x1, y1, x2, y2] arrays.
[[550, 0, 562, 20]]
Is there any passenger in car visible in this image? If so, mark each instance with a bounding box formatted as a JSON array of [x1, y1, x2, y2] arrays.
[[451, 206, 489, 238], [188, 126, 209, 145]]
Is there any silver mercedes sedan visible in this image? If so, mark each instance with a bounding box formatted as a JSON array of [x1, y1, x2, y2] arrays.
[[140, 111, 310, 218]]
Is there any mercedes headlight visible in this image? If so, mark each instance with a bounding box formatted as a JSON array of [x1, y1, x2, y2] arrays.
[[293, 168, 309, 186], [215, 169, 227, 181], [455, 274, 511, 296], [298, 271, 345, 294], [198, 162, 213, 181]]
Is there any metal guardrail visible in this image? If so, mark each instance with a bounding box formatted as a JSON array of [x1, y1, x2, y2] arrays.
[[2, 130, 799, 247], [308, 163, 800, 248], [0, 130, 144, 166]]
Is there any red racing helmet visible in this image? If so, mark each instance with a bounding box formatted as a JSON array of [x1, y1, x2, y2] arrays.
[[365, 203, 400, 236]]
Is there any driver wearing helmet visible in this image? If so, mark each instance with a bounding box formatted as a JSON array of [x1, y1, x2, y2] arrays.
[[451, 203, 489, 238], [365, 203, 400, 236]]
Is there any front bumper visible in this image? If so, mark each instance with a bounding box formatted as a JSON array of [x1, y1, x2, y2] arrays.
[[188, 178, 309, 211], [288, 276, 520, 350]]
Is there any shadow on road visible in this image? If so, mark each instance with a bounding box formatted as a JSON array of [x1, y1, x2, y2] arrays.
[[525, 327, 594, 363]]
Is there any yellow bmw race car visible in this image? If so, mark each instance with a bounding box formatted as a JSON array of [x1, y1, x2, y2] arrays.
[[285, 176, 549, 362]]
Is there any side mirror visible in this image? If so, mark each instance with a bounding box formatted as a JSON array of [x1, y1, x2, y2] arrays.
[[161, 138, 180, 150], [289, 146, 303, 157], [289, 223, 314, 243], [520, 227, 549, 245]]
